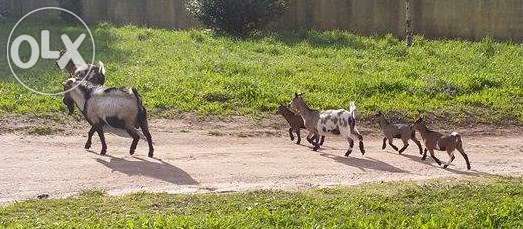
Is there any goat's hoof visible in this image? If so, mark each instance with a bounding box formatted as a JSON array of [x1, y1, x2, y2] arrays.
[[84, 143, 91, 149], [443, 164, 449, 169], [129, 151, 135, 155], [148, 151, 154, 158], [100, 150, 106, 156]]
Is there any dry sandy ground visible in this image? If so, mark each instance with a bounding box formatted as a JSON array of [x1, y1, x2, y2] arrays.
[[0, 119, 521, 203]]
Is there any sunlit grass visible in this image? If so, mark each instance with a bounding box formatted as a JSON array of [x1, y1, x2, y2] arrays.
[[0, 21, 521, 124], [1, 177, 521, 228]]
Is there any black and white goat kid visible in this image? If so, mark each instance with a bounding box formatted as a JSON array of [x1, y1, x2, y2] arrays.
[[63, 78, 154, 157]]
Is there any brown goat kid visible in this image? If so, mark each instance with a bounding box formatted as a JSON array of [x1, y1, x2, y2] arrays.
[[413, 117, 471, 170], [375, 112, 423, 155], [276, 105, 324, 145]]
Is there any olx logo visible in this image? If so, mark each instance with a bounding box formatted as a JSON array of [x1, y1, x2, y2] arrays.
[[10, 31, 87, 69], [6, 7, 96, 95]]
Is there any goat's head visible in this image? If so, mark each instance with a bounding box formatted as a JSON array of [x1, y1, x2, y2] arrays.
[[290, 93, 305, 113], [371, 111, 384, 121], [276, 104, 289, 115], [413, 116, 426, 130]]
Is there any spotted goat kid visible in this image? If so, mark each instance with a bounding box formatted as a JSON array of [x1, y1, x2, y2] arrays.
[[413, 117, 471, 170], [63, 78, 154, 157], [290, 93, 364, 156], [276, 104, 325, 145], [375, 111, 423, 155]]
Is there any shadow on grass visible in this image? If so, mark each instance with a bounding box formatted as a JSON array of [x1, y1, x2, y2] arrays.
[[319, 152, 408, 173], [89, 150, 198, 185]]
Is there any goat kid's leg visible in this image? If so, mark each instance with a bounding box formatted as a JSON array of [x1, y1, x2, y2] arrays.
[[421, 148, 428, 160], [429, 149, 442, 165], [443, 150, 455, 169], [382, 137, 387, 150], [84, 126, 96, 149], [345, 138, 354, 157], [95, 125, 107, 155], [295, 129, 301, 145], [457, 146, 471, 170], [398, 138, 409, 154], [126, 128, 141, 155], [319, 136, 325, 146], [388, 138, 399, 151], [411, 137, 424, 155], [288, 128, 295, 141]]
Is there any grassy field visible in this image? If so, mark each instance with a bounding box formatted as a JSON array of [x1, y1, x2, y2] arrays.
[[0, 20, 522, 125], [0, 177, 521, 228]]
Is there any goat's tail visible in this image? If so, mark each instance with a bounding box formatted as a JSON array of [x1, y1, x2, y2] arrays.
[[349, 102, 357, 119], [98, 61, 106, 75]]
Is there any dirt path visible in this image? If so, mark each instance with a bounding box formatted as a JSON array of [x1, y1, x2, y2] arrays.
[[0, 119, 522, 203]]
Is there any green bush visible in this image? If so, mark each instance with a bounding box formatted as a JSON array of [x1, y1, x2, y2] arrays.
[[57, 0, 83, 22], [187, 0, 287, 37]]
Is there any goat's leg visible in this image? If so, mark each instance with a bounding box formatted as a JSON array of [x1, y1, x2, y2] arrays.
[[388, 138, 399, 151], [295, 129, 301, 145], [95, 125, 107, 155], [126, 128, 140, 155], [411, 137, 424, 155], [457, 146, 471, 170], [443, 150, 455, 169], [288, 128, 295, 141], [421, 148, 428, 160], [84, 126, 96, 149], [137, 109, 154, 157], [354, 131, 365, 155], [428, 149, 442, 165], [398, 138, 409, 154], [306, 133, 314, 144], [345, 138, 354, 157], [382, 137, 387, 150], [319, 136, 325, 146]]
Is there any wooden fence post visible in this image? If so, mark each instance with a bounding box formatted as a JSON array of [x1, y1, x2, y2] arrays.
[[405, 0, 414, 46], [0, 0, 7, 18]]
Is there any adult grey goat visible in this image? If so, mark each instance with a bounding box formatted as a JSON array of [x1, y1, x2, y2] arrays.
[[63, 78, 154, 157]]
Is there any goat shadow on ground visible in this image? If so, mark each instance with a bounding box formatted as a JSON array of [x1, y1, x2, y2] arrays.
[[89, 150, 198, 185], [396, 152, 489, 176], [319, 153, 408, 173]]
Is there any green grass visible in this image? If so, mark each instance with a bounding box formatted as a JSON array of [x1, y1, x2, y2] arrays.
[[1, 177, 521, 228], [1, 20, 522, 124]]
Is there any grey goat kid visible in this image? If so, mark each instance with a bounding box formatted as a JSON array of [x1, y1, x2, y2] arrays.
[[290, 93, 364, 156], [63, 78, 154, 157], [375, 111, 423, 155], [413, 117, 471, 170], [276, 104, 324, 145]]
